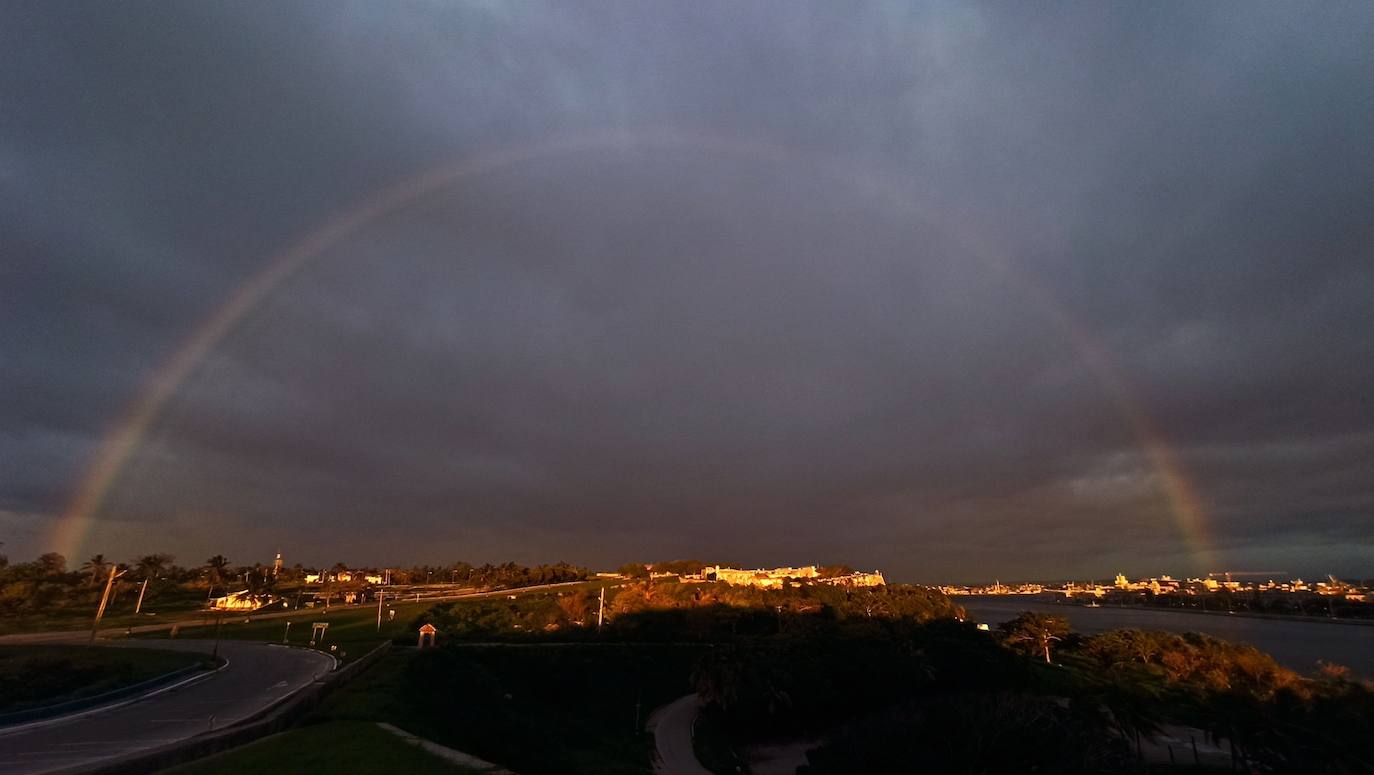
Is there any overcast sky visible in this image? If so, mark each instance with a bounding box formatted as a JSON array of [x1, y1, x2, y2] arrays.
[[3, 2, 1372, 581]]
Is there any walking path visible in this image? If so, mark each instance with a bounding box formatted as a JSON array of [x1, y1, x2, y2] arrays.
[[647, 694, 712, 775]]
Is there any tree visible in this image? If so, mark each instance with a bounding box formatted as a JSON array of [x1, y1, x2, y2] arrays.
[[450, 561, 473, 583], [999, 612, 1070, 664], [650, 559, 707, 576], [81, 554, 108, 586], [36, 552, 66, 577], [555, 590, 595, 625], [246, 568, 277, 604], [203, 555, 230, 590], [134, 553, 173, 579]]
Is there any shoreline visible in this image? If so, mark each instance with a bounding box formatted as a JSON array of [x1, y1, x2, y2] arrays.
[[959, 594, 1374, 628]]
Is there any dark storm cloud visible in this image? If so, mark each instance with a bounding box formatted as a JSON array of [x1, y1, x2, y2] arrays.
[[3, 1, 1372, 579]]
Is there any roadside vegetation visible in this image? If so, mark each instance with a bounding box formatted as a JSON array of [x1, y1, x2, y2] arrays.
[[794, 613, 1374, 773], [246, 577, 970, 774], [132, 580, 619, 661], [160, 720, 486, 774], [0, 548, 589, 635], [0, 644, 210, 714], [11, 554, 1372, 773], [311, 643, 704, 775], [326, 577, 1373, 774]]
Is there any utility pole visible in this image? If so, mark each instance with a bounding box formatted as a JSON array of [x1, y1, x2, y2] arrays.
[[597, 586, 606, 632], [376, 590, 385, 632], [283, 621, 292, 643], [90, 565, 126, 644], [134, 577, 149, 614], [211, 613, 224, 660]]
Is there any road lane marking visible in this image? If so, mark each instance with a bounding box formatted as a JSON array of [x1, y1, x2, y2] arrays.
[[0, 657, 230, 738]]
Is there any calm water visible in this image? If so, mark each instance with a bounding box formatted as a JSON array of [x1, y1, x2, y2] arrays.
[[960, 597, 1374, 677]]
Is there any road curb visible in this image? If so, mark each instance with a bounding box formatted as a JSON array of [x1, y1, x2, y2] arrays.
[[64, 641, 391, 775], [266, 641, 340, 671], [376, 722, 515, 773], [0, 658, 227, 737]]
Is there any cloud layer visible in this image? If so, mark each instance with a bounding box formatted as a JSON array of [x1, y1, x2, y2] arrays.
[[3, 1, 1372, 579]]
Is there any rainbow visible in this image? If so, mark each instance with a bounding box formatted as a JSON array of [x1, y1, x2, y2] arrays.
[[50, 128, 1216, 568]]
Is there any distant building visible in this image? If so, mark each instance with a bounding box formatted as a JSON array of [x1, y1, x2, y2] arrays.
[[303, 568, 379, 582], [304, 570, 376, 584], [704, 565, 884, 589], [705, 565, 816, 588], [210, 589, 270, 611], [826, 571, 886, 587]]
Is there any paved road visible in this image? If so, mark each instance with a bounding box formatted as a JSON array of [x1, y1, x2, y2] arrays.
[[0, 640, 333, 775], [647, 694, 711, 775]]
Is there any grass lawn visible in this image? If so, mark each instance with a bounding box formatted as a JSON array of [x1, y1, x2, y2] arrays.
[[0, 583, 231, 636], [133, 581, 617, 661], [159, 721, 485, 774], [311, 643, 709, 775], [131, 598, 436, 662], [0, 601, 205, 637], [0, 644, 210, 714]]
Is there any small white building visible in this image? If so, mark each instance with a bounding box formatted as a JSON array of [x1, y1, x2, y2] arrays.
[[209, 589, 271, 611]]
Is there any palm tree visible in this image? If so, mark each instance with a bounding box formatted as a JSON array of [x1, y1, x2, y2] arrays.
[[81, 554, 108, 587], [246, 569, 277, 605], [203, 555, 230, 598], [135, 553, 173, 580]]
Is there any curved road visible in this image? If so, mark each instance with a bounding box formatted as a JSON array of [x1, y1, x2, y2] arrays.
[[0, 640, 333, 775]]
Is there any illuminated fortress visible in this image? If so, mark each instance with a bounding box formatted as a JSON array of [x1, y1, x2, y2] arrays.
[[703, 565, 885, 589]]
